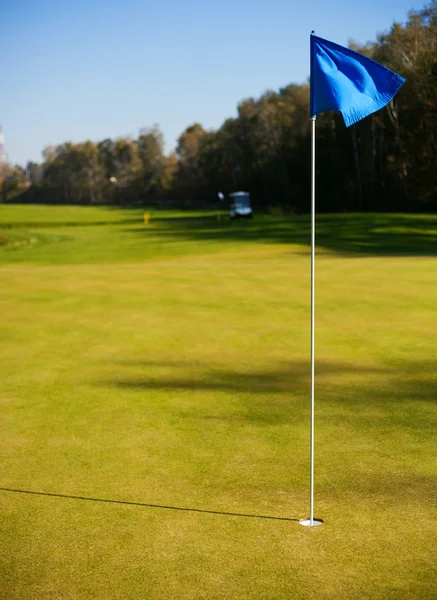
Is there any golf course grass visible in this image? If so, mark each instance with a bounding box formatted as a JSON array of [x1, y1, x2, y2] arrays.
[[1, 205, 436, 599]]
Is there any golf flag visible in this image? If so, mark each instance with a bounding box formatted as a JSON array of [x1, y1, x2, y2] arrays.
[[310, 34, 405, 126], [302, 33, 406, 528]]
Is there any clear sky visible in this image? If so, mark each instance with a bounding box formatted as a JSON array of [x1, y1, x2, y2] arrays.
[[2, 0, 427, 166]]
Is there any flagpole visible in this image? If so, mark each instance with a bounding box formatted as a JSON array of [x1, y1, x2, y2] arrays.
[[310, 115, 316, 524], [300, 114, 323, 527]]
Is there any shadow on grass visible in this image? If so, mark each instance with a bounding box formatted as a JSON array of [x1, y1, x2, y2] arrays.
[[126, 212, 437, 256], [101, 357, 437, 429], [1, 217, 140, 229], [106, 358, 388, 397], [0, 487, 297, 522], [3, 358, 435, 517]]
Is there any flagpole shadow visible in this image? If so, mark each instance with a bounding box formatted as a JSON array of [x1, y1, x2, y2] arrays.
[[0, 487, 298, 522]]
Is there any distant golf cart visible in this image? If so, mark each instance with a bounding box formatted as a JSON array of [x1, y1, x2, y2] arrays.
[[228, 191, 252, 219]]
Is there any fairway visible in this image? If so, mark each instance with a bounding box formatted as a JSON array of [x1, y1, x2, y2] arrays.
[[1, 206, 436, 599]]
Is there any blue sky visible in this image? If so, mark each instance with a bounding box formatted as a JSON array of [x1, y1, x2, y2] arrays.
[[2, 0, 427, 166]]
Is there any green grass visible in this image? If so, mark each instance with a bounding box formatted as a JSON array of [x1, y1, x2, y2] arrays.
[[0, 205, 436, 599]]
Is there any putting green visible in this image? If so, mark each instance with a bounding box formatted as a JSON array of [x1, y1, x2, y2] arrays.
[[0, 205, 436, 599]]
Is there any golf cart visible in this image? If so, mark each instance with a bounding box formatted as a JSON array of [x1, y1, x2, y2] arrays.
[[228, 191, 252, 219]]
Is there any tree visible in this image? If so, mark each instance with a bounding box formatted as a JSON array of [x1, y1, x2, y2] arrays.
[[174, 123, 207, 204], [0, 164, 29, 202], [137, 125, 168, 200]]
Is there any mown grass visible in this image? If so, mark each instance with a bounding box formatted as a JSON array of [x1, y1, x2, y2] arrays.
[[2, 204, 437, 265], [0, 205, 436, 599]]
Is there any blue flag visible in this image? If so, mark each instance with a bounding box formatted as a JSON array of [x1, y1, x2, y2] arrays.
[[310, 34, 405, 127]]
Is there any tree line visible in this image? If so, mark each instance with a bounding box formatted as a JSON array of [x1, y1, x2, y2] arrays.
[[2, 1, 437, 213]]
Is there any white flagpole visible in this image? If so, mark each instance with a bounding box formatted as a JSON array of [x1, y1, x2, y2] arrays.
[[300, 115, 323, 527]]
